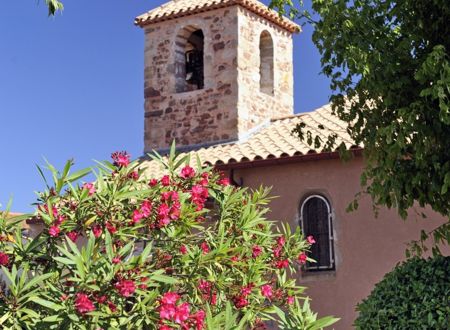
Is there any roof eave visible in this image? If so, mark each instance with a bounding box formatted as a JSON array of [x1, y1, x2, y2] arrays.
[[214, 148, 363, 170], [135, 2, 301, 34]]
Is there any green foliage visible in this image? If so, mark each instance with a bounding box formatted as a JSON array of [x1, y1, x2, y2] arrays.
[[269, 0, 450, 252], [44, 0, 63, 15], [0, 147, 338, 329], [355, 256, 450, 329]]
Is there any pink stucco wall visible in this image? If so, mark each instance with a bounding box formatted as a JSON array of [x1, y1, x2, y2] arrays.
[[231, 155, 448, 329]]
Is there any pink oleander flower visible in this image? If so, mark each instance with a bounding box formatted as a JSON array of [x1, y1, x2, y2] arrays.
[[198, 280, 212, 294], [0, 252, 9, 266], [233, 295, 249, 309], [298, 252, 307, 264], [161, 292, 180, 305], [92, 225, 102, 238], [149, 178, 158, 186], [55, 214, 65, 225], [158, 203, 170, 218], [191, 184, 209, 211], [128, 170, 139, 180], [160, 303, 176, 320], [160, 175, 170, 186], [66, 231, 78, 242], [111, 151, 130, 168], [260, 284, 273, 298], [231, 255, 239, 262], [108, 301, 117, 312], [198, 173, 209, 186], [169, 202, 181, 220], [277, 236, 286, 247], [180, 165, 195, 179], [161, 192, 171, 201], [191, 310, 206, 330], [241, 283, 254, 297], [217, 177, 230, 186], [209, 293, 217, 306], [157, 203, 171, 227], [115, 279, 136, 297], [160, 190, 178, 203], [82, 182, 96, 196], [49, 225, 60, 237], [307, 235, 316, 244], [287, 296, 295, 305], [132, 209, 143, 223], [141, 200, 152, 217], [180, 245, 187, 255], [112, 256, 121, 264], [106, 222, 117, 234], [96, 295, 107, 304], [191, 185, 208, 200], [200, 242, 209, 254], [272, 246, 282, 258], [173, 302, 190, 324], [252, 245, 263, 258], [41, 204, 59, 217], [275, 259, 289, 269], [74, 293, 95, 314]]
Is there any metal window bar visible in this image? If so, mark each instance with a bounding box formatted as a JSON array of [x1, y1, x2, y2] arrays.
[[300, 195, 335, 271]]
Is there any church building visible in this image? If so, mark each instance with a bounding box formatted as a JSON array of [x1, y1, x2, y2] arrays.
[[135, 0, 446, 328]]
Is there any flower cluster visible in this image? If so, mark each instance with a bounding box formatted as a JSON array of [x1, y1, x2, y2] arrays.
[[158, 292, 205, 330], [111, 151, 130, 168], [74, 293, 95, 314], [115, 279, 136, 297], [0, 252, 9, 266], [39, 204, 66, 238], [0, 149, 333, 330], [233, 283, 254, 309], [198, 279, 217, 305], [132, 200, 153, 224], [190, 184, 209, 211]]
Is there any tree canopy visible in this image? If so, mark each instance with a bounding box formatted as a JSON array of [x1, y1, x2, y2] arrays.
[[40, 0, 450, 252], [44, 0, 63, 15], [269, 0, 450, 254]]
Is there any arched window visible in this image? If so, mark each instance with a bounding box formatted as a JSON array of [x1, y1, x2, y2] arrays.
[[300, 195, 335, 271], [259, 30, 274, 95], [175, 27, 204, 93]]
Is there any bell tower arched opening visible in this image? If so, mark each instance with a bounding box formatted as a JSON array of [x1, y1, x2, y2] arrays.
[[175, 27, 204, 93]]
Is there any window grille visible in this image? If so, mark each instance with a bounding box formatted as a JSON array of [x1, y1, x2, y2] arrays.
[[300, 195, 335, 271]]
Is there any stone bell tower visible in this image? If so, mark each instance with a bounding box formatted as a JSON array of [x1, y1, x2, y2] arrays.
[[135, 0, 299, 152]]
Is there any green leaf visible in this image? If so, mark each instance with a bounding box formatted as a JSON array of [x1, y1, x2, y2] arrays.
[[29, 297, 63, 311], [150, 272, 179, 284], [66, 167, 91, 183]]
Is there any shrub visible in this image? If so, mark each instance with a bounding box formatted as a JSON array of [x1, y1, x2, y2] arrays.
[[0, 146, 338, 329], [355, 256, 450, 329]]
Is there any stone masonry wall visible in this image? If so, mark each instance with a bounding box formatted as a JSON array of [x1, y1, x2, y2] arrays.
[[143, 7, 239, 152], [142, 5, 295, 152], [237, 7, 294, 137]]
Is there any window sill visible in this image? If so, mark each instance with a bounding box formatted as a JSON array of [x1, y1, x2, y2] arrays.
[[298, 269, 336, 283]]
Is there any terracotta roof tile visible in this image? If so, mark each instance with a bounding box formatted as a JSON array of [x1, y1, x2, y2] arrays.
[[141, 104, 359, 178], [135, 0, 300, 33]]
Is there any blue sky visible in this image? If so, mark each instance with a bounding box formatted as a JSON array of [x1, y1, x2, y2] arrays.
[[0, 0, 330, 212]]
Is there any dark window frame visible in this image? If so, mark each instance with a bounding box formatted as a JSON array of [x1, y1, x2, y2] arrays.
[[300, 194, 335, 271], [174, 27, 205, 93]]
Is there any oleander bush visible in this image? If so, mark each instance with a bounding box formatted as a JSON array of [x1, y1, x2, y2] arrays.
[[0, 146, 338, 329], [355, 256, 450, 329]]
